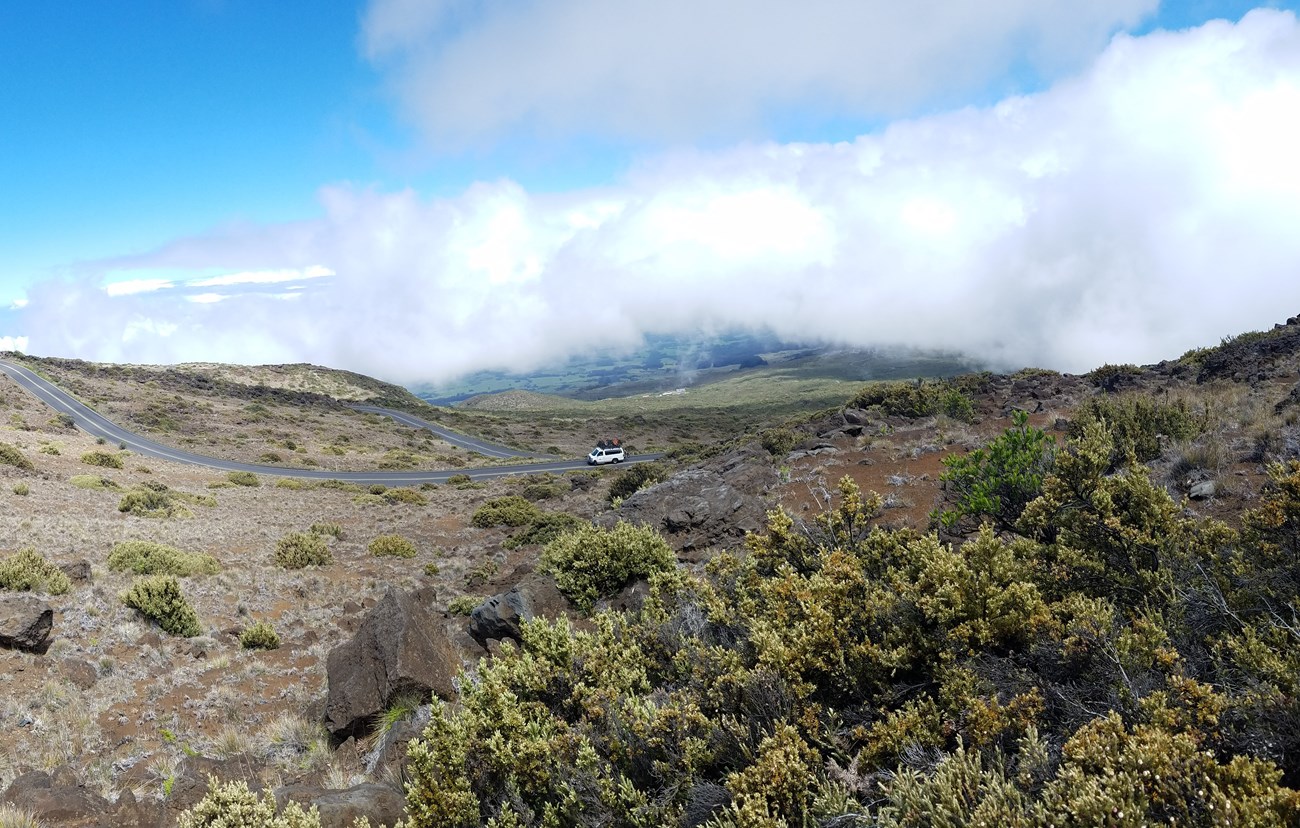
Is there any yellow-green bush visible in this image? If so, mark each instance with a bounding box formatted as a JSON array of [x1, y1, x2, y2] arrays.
[[0, 443, 34, 471], [540, 521, 675, 611], [71, 474, 121, 490], [80, 450, 123, 469], [0, 548, 71, 595], [471, 495, 540, 528], [226, 470, 260, 487], [121, 575, 202, 637], [119, 488, 191, 519], [239, 621, 281, 651], [274, 532, 332, 569], [383, 487, 428, 506], [368, 534, 417, 559], [177, 777, 320, 828], [107, 540, 220, 577]]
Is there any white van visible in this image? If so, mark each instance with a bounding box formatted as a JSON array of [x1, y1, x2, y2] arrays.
[[587, 441, 625, 465]]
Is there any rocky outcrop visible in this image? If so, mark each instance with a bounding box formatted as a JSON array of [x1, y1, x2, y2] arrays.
[[0, 594, 54, 653], [324, 587, 458, 741], [609, 446, 776, 556], [469, 570, 572, 648], [276, 782, 406, 828], [2, 767, 112, 826]]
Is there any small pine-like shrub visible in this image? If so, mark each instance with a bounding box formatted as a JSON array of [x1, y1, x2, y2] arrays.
[[227, 471, 260, 487], [0, 548, 71, 595], [121, 575, 202, 637], [274, 532, 332, 569], [177, 777, 320, 828], [80, 450, 123, 469], [239, 621, 281, 651], [541, 521, 676, 611], [471, 495, 540, 528], [107, 540, 221, 576], [934, 410, 1056, 533], [0, 443, 34, 471], [369, 534, 417, 559]]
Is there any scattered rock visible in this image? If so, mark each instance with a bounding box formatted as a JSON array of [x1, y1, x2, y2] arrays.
[[1188, 480, 1218, 500], [276, 783, 406, 828], [469, 571, 572, 648], [59, 559, 92, 584], [2, 767, 112, 825], [324, 587, 458, 741], [0, 594, 53, 654], [60, 657, 98, 690]]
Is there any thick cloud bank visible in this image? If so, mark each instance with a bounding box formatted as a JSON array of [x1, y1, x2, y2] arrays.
[[18, 10, 1300, 382]]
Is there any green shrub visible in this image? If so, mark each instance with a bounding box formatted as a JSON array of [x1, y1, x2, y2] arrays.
[[309, 522, 344, 539], [1069, 393, 1205, 467], [107, 540, 220, 577], [471, 495, 540, 528], [0, 443, 34, 471], [39, 443, 60, 456], [177, 777, 319, 828], [121, 575, 202, 637], [318, 479, 363, 493], [934, 410, 1056, 533], [503, 512, 584, 550], [541, 521, 676, 611], [119, 488, 191, 519], [759, 428, 801, 457], [369, 534, 417, 559], [11, 483, 28, 496], [260, 452, 283, 463], [0, 548, 71, 595], [239, 621, 281, 651], [368, 484, 388, 495], [423, 562, 440, 577], [274, 477, 307, 490], [274, 532, 332, 569], [447, 595, 481, 616], [80, 450, 123, 469], [70, 474, 120, 490], [520, 482, 565, 501], [606, 461, 666, 503], [384, 487, 428, 506], [226, 471, 260, 487]]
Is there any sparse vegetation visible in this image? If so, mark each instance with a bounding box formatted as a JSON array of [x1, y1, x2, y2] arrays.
[[273, 532, 332, 569], [308, 521, 344, 539], [70, 474, 121, 490], [11, 483, 28, 496], [0, 443, 34, 471], [121, 575, 202, 637]]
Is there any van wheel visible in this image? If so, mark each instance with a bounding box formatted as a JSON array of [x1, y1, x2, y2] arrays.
[[615, 457, 623, 462]]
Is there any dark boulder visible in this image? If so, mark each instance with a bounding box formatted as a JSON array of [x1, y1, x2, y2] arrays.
[[324, 587, 458, 741], [2, 767, 112, 825], [469, 571, 571, 648], [0, 594, 53, 653], [276, 782, 406, 828]]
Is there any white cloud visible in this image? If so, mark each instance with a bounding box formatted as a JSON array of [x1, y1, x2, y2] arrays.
[[105, 279, 174, 297], [8, 299, 27, 310], [187, 266, 333, 289], [0, 336, 29, 352], [187, 293, 227, 304], [361, 0, 1157, 146], [21, 11, 1300, 382]]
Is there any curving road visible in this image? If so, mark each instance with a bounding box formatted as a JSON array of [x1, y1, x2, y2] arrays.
[[0, 358, 660, 484]]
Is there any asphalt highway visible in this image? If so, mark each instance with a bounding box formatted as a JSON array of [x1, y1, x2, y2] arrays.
[[0, 358, 660, 484]]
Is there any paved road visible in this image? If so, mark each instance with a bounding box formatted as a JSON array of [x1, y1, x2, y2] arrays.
[[0, 358, 660, 484]]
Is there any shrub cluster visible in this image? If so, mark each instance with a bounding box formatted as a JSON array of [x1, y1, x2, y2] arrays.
[[80, 450, 123, 469], [0, 443, 34, 471], [848, 378, 976, 422], [0, 548, 71, 595], [107, 540, 221, 577], [226, 470, 260, 487], [121, 575, 202, 637], [1069, 393, 1205, 467], [540, 520, 676, 611], [393, 422, 1300, 827], [471, 495, 540, 528], [368, 534, 417, 559], [273, 532, 332, 569], [119, 488, 191, 519]]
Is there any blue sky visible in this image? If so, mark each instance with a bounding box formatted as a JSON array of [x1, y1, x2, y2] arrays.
[[4, 1, 1300, 381]]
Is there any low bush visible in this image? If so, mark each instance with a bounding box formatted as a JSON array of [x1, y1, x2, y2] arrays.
[[107, 540, 221, 577], [239, 621, 281, 651], [471, 495, 540, 528], [1069, 393, 1205, 467], [384, 487, 428, 506], [369, 534, 417, 559], [541, 521, 676, 611], [11, 483, 28, 496], [70, 474, 121, 490], [503, 511, 584, 550], [309, 522, 344, 539], [274, 532, 332, 569], [227, 471, 260, 487], [607, 461, 666, 503], [759, 428, 800, 457], [0, 548, 71, 595], [177, 777, 319, 828], [121, 575, 202, 637], [80, 450, 123, 469], [934, 410, 1056, 533], [0, 443, 34, 471], [447, 595, 481, 616], [848, 379, 977, 422], [119, 489, 191, 519]]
